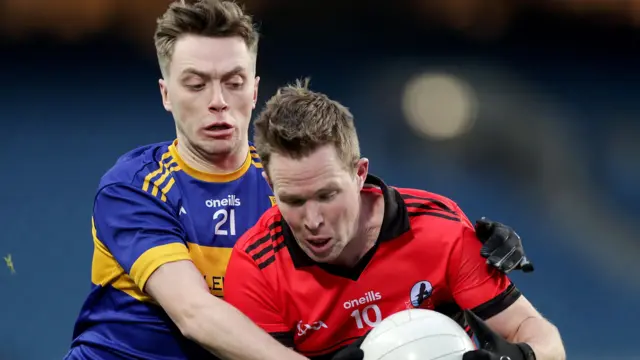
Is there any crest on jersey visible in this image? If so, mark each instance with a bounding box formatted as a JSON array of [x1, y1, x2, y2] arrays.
[[410, 280, 433, 307], [269, 196, 277, 206]]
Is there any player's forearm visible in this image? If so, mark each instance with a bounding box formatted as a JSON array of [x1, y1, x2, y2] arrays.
[[178, 296, 307, 360], [511, 317, 566, 360]]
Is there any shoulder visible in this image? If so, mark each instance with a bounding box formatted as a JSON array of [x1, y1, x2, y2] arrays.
[[234, 206, 284, 266], [394, 186, 473, 239], [91, 143, 183, 234], [396, 187, 461, 214], [97, 141, 176, 198]]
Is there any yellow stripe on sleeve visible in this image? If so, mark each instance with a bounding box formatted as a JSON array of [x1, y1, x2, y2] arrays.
[[158, 175, 178, 202], [130, 243, 191, 291], [91, 218, 151, 301], [142, 151, 172, 192], [151, 161, 180, 198], [91, 218, 122, 287], [161, 177, 176, 195]]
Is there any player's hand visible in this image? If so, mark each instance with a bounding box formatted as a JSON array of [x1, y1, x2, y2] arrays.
[[474, 217, 534, 274], [330, 332, 368, 360], [462, 310, 536, 360]]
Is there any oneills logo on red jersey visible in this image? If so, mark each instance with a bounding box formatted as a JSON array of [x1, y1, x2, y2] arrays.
[[342, 291, 382, 309]]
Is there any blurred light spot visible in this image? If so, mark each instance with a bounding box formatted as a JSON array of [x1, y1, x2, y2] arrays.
[[4, 254, 15, 274], [401, 72, 478, 140]]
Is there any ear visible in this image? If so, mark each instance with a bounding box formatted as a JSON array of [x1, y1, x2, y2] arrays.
[[159, 78, 171, 112], [252, 76, 260, 109], [355, 158, 369, 190], [261, 170, 273, 190]]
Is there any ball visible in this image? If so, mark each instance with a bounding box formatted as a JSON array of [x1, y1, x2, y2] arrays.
[[360, 309, 476, 360]]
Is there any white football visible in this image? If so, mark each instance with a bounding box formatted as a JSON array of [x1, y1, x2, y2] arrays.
[[360, 309, 476, 360]]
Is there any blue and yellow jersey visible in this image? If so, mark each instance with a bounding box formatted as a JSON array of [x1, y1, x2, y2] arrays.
[[68, 140, 274, 360]]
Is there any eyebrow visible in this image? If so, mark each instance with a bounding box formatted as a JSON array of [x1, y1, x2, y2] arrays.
[[180, 65, 247, 80], [181, 68, 209, 79], [278, 183, 340, 200]]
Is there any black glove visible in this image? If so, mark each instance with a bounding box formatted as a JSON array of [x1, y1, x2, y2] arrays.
[[474, 217, 534, 274], [330, 332, 368, 360], [463, 310, 536, 360]]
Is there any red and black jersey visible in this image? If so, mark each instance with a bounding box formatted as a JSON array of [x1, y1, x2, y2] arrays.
[[224, 174, 520, 359]]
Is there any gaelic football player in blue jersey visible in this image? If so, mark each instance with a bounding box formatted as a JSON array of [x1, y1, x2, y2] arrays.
[[65, 1, 302, 359]]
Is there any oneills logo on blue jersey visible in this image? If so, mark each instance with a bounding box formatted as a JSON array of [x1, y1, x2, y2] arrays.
[[205, 195, 241, 208]]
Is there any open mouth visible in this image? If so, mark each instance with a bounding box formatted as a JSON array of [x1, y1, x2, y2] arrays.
[[205, 123, 232, 131], [309, 238, 330, 246], [203, 123, 234, 138], [306, 237, 332, 255]]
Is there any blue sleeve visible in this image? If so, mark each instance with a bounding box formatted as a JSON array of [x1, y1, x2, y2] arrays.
[[92, 182, 191, 290]]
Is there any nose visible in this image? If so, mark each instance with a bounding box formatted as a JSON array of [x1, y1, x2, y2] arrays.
[[208, 82, 229, 113], [303, 202, 324, 233]]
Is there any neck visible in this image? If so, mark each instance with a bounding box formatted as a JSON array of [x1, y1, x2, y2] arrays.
[[333, 191, 385, 267], [176, 139, 249, 175]]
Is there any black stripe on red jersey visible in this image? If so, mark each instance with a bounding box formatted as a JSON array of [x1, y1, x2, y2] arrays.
[[257, 240, 286, 270], [245, 221, 281, 254], [432, 284, 521, 340], [471, 283, 521, 320], [244, 219, 287, 270], [402, 194, 461, 222], [433, 284, 521, 322], [407, 210, 461, 222], [251, 231, 284, 261], [401, 194, 457, 215]]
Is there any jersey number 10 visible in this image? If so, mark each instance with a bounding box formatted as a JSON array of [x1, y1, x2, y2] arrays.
[[350, 304, 382, 329], [213, 209, 236, 236]]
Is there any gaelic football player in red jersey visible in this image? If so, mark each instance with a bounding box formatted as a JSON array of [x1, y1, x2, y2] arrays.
[[224, 79, 566, 360]]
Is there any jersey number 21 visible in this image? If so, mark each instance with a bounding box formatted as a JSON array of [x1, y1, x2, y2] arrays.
[[213, 209, 236, 236]]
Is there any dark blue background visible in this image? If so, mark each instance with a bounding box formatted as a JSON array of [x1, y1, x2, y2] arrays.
[[1, 6, 638, 359]]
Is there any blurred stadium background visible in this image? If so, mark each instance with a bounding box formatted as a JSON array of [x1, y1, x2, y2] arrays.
[[1, 0, 639, 359]]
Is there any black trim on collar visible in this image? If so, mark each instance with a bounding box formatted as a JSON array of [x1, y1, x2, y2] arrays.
[[282, 174, 411, 280]]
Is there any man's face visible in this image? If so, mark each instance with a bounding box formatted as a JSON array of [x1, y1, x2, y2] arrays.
[[159, 35, 259, 157], [268, 145, 368, 263]]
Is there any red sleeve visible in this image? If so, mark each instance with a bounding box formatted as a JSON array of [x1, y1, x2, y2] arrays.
[[224, 232, 291, 336], [447, 207, 521, 320]]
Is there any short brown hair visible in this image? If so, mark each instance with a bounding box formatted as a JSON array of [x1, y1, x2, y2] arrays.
[[154, 0, 259, 76], [253, 78, 361, 173]]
